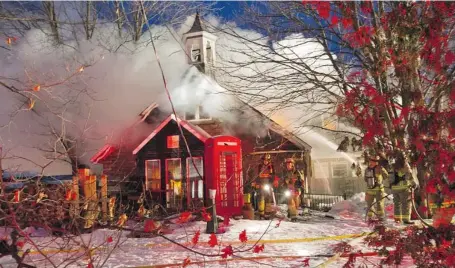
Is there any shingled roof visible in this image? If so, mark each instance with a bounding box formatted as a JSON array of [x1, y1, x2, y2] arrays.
[[186, 12, 204, 34]]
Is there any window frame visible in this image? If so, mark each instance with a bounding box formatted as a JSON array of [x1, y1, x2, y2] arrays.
[[184, 105, 212, 122], [145, 159, 161, 191], [186, 157, 204, 200], [331, 162, 349, 179]]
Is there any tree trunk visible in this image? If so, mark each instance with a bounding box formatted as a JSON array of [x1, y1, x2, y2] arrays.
[[114, 1, 124, 38], [83, 1, 96, 40], [132, 2, 145, 42], [42, 1, 61, 45]]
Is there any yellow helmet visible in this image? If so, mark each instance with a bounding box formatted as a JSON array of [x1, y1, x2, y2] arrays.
[[285, 158, 295, 164], [262, 153, 271, 160]]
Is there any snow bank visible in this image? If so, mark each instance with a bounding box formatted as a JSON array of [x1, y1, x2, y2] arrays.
[[328, 192, 394, 219]]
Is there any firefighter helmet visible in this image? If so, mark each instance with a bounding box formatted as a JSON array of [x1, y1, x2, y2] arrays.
[[262, 153, 271, 160], [285, 158, 295, 164], [369, 155, 380, 162]]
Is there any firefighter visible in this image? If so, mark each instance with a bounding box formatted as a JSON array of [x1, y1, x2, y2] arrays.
[[390, 155, 416, 224], [364, 155, 388, 221], [253, 153, 277, 219], [282, 158, 304, 220]]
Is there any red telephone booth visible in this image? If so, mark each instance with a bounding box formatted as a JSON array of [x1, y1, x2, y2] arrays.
[[205, 136, 244, 217]]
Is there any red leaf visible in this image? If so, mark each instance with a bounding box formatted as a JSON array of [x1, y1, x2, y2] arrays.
[[341, 18, 352, 28], [221, 245, 233, 259], [331, 15, 339, 26], [362, 131, 375, 145], [177, 211, 192, 224], [182, 257, 191, 267], [316, 2, 331, 19], [106, 236, 113, 243], [414, 138, 426, 153], [144, 220, 160, 233], [239, 230, 248, 243], [446, 51, 455, 65], [208, 233, 218, 247], [253, 244, 265, 253], [426, 180, 438, 194], [192, 230, 200, 245], [16, 241, 24, 248], [302, 258, 310, 267]]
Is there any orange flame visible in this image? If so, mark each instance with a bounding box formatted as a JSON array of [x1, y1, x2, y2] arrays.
[[6, 37, 17, 46], [33, 85, 40, 92], [78, 66, 84, 73], [28, 98, 35, 110]]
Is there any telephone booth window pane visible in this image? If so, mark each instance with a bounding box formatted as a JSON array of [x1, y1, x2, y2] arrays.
[[166, 159, 182, 208], [145, 160, 160, 191], [219, 154, 228, 207], [187, 157, 203, 200], [231, 154, 240, 207]]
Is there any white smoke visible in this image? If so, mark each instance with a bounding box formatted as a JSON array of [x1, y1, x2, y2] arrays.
[[0, 12, 358, 176]]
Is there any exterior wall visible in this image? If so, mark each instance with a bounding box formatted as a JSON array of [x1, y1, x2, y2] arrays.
[[99, 148, 137, 194], [195, 119, 311, 194], [312, 158, 367, 196], [135, 120, 205, 207]]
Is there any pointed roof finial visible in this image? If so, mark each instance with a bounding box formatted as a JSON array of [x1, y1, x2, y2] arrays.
[[186, 11, 204, 34]]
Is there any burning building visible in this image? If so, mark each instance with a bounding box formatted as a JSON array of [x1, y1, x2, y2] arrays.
[[90, 13, 313, 215]]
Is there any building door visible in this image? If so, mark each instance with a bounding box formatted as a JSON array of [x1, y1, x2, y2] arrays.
[[165, 158, 182, 210], [220, 152, 241, 210]]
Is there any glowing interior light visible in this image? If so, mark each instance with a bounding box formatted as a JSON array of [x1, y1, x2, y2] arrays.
[[284, 190, 291, 197], [263, 184, 270, 191]]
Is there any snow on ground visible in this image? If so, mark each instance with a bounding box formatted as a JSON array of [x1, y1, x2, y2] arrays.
[[328, 192, 394, 220], [0, 194, 420, 268], [8, 217, 374, 268]]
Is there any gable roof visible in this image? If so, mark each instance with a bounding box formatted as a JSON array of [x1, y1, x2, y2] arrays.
[[244, 104, 312, 151], [132, 114, 211, 155], [90, 144, 117, 164]]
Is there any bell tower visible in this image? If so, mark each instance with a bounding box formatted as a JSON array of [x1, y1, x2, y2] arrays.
[[182, 12, 217, 77]]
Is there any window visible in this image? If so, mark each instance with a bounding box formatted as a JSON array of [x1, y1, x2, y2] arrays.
[[191, 44, 201, 62], [206, 41, 212, 63], [198, 105, 210, 119], [184, 105, 211, 121], [145, 160, 160, 191], [167, 135, 179, 149], [166, 159, 182, 208], [185, 110, 196, 121], [187, 157, 204, 199], [332, 162, 348, 179]]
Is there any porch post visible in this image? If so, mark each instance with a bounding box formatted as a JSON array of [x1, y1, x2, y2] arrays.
[[70, 175, 80, 219], [101, 175, 108, 223]]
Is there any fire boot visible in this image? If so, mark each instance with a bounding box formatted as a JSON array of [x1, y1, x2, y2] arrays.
[[288, 197, 298, 221]]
